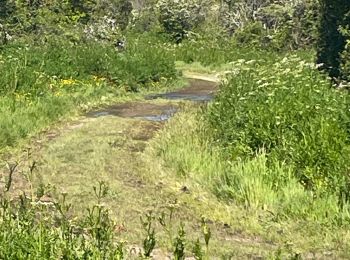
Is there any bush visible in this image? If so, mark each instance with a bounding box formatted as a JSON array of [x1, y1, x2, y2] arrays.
[[174, 34, 274, 67], [0, 34, 177, 149], [157, 0, 208, 43], [218, 0, 320, 50], [131, 4, 160, 33], [234, 21, 269, 48], [0, 35, 176, 96], [340, 12, 350, 80], [316, 0, 350, 78], [207, 53, 350, 199]]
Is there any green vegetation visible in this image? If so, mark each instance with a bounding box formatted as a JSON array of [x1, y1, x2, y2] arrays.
[[2, 0, 350, 258], [316, 0, 350, 78], [0, 180, 212, 259], [156, 1, 350, 226], [0, 35, 177, 149], [208, 54, 350, 207]]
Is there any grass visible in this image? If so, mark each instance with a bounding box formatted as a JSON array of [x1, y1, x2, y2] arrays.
[[146, 48, 350, 257], [207, 52, 350, 210], [1, 23, 350, 258], [0, 101, 282, 258], [149, 106, 350, 258], [0, 34, 178, 152]]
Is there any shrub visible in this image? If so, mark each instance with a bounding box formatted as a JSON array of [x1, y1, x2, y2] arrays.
[[218, 0, 320, 50], [131, 3, 160, 33], [0, 34, 177, 149], [174, 34, 275, 67], [207, 54, 350, 199], [233, 21, 269, 48], [0, 35, 177, 95], [157, 0, 208, 43], [340, 12, 350, 81], [316, 0, 350, 78]]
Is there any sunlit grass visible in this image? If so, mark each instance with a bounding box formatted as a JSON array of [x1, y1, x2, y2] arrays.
[[150, 105, 350, 257], [0, 35, 179, 152]]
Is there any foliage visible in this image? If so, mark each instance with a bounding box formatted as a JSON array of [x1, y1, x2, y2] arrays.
[[233, 21, 269, 48], [93, 0, 133, 31], [152, 99, 350, 226], [0, 34, 176, 149], [173, 224, 186, 260], [131, 2, 160, 33], [157, 0, 208, 43], [219, 0, 320, 50], [0, 182, 125, 259], [207, 53, 350, 199], [340, 12, 350, 81], [174, 34, 274, 67], [316, 0, 350, 78], [0, 176, 212, 259], [0, 37, 176, 95], [0, 0, 134, 45]]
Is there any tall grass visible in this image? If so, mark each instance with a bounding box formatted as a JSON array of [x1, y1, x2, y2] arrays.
[[0, 34, 177, 150], [174, 35, 279, 67], [0, 178, 212, 259], [151, 50, 350, 228], [207, 53, 350, 202], [152, 107, 350, 225]]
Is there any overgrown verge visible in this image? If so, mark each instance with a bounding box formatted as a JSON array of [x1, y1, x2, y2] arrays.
[[152, 109, 350, 257], [207, 53, 350, 209], [0, 34, 177, 150], [0, 179, 213, 259], [151, 53, 350, 256]]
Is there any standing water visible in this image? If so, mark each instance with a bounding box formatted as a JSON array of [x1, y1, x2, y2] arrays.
[[87, 78, 218, 122]]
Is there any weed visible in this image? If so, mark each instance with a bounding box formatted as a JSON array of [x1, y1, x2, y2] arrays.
[[208, 53, 350, 205], [4, 161, 17, 192], [173, 223, 186, 260], [193, 239, 204, 260], [201, 217, 211, 257], [140, 211, 157, 258], [0, 34, 178, 151], [151, 103, 350, 256], [158, 202, 176, 246]]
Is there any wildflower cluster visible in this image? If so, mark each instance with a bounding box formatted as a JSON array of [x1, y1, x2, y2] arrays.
[[208, 53, 350, 199]]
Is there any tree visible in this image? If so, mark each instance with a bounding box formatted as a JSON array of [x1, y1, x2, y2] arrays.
[[0, 0, 15, 44], [157, 0, 208, 43], [0, 0, 15, 20], [94, 0, 133, 31], [316, 0, 350, 78]]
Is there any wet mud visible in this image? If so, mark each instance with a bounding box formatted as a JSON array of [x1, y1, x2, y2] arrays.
[[87, 102, 178, 121], [87, 78, 218, 122]]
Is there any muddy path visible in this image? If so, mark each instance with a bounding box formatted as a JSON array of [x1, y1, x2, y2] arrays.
[[87, 78, 218, 121], [0, 75, 282, 258], [0, 77, 219, 196]]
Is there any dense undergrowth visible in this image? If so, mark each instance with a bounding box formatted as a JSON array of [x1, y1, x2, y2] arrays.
[[208, 54, 350, 202], [0, 180, 211, 259], [0, 34, 177, 149], [1, 0, 350, 257], [154, 51, 350, 228]]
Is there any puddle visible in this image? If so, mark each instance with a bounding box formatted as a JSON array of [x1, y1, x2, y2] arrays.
[[145, 78, 218, 102], [93, 111, 110, 117], [87, 78, 218, 122]]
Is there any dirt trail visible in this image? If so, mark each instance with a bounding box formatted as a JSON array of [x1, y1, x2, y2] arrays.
[[0, 75, 279, 258]]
